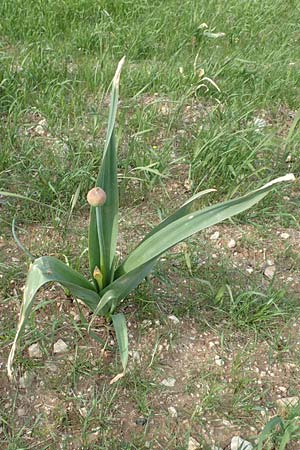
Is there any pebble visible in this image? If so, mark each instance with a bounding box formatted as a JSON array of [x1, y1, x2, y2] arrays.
[[264, 265, 276, 280], [53, 339, 68, 354], [188, 436, 200, 450], [19, 372, 33, 389], [168, 406, 178, 418], [285, 154, 292, 163], [227, 239, 236, 249], [132, 351, 141, 363], [253, 117, 267, 129], [135, 417, 147, 426], [280, 232, 290, 240], [160, 378, 176, 387], [168, 315, 180, 325], [28, 343, 42, 359], [210, 231, 220, 240], [17, 407, 26, 417], [215, 355, 224, 366], [45, 362, 59, 373], [231, 436, 253, 450]]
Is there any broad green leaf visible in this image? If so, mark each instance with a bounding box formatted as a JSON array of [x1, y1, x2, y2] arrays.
[[90, 259, 157, 320], [279, 421, 300, 450], [88, 207, 101, 291], [88, 57, 125, 287], [7, 256, 100, 380], [140, 188, 216, 242], [112, 313, 128, 371], [116, 174, 295, 276], [95, 130, 118, 287], [257, 416, 284, 450]]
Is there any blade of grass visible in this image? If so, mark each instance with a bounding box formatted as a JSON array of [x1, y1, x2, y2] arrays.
[[0, 190, 63, 212]]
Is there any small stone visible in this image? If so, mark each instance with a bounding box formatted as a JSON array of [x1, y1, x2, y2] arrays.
[[168, 315, 180, 324], [227, 239, 236, 249], [253, 117, 267, 129], [278, 386, 287, 393], [160, 377, 176, 387], [17, 407, 26, 417], [53, 339, 68, 354], [19, 372, 33, 389], [135, 417, 147, 426], [285, 154, 292, 163], [215, 355, 224, 366], [231, 436, 253, 450], [35, 124, 46, 135], [280, 232, 290, 240], [132, 351, 141, 363], [264, 265, 276, 280], [210, 231, 220, 240], [188, 436, 200, 450], [211, 447, 223, 450], [45, 362, 59, 373], [168, 406, 178, 418], [28, 343, 42, 359]]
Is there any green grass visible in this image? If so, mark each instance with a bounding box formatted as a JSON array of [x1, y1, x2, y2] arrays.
[[1, 0, 300, 226], [1, 1, 300, 449]]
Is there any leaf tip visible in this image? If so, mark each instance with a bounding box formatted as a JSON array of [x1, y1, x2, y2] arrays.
[[109, 371, 125, 384], [262, 173, 295, 189], [113, 56, 126, 88]]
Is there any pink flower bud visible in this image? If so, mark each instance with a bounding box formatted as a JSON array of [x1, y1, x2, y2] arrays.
[[87, 187, 107, 207]]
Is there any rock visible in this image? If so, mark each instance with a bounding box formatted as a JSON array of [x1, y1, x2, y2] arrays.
[[277, 397, 299, 416], [280, 232, 290, 240], [17, 407, 26, 417], [168, 406, 178, 418], [231, 436, 253, 450], [53, 339, 68, 354], [19, 371, 33, 389], [210, 231, 220, 240], [135, 417, 147, 426], [211, 446, 223, 450], [215, 355, 224, 367], [28, 343, 42, 359], [188, 436, 200, 450], [264, 265, 276, 280], [253, 117, 267, 130], [160, 377, 176, 387], [132, 350, 141, 363], [227, 239, 236, 249], [45, 362, 59, 373], [168, 315, 180, 325], [285, 154, 292, 163]]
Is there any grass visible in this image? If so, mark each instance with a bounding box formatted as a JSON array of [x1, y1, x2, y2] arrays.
[[1, 0, 300, 448]]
